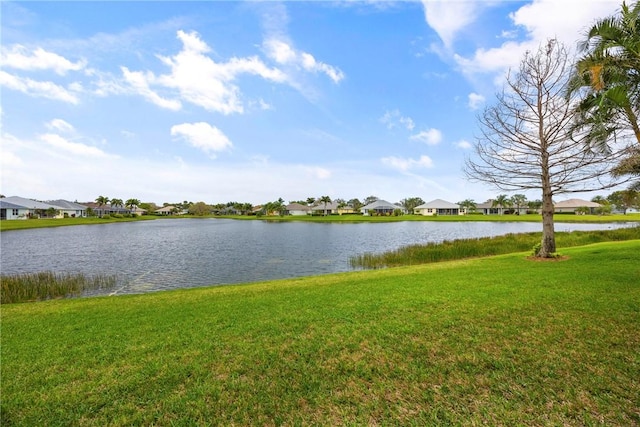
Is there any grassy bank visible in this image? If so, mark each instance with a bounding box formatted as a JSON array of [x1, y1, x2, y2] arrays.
[[2, 212, 639, 231], [0, 272, 118, 304], [351, 225, 640, 269], [2, 240, 639, 425], [231, 212, 640, 223], [0, 215, 156, 231]]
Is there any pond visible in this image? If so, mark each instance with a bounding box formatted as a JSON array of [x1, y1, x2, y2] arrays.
[[0, 219, 634, 296]]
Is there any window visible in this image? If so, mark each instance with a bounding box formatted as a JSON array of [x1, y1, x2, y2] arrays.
[[12, 209, 19, 215]]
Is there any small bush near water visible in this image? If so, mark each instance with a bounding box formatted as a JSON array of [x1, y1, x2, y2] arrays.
[[1, 272, 117, 304], [350, 226, 640, 269]]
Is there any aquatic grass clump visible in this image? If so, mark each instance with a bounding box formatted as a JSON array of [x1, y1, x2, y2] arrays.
[[0, 271, 117, 304], [350, 226, 640, 269]]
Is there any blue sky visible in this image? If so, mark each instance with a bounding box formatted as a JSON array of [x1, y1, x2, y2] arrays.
[[1, 0, 622, 205]]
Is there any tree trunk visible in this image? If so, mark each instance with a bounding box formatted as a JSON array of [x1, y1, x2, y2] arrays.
[[539, 188, 556, 257]]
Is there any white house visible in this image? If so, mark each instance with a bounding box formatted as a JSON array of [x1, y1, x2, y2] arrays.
[[361, 200, 406, 216], [0, 196, 66, 219], [311, 201, 339, 215], [47, 199, 88, 218], [0, 199, 31, 220], [554, 199, 601, 214], [286, 203, 311, 216], [415, 199, 462, 216]]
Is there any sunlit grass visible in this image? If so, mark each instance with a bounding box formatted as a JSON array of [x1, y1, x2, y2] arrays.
[[0, 215, 156, 231], [2, 241, 639, 425], [350, 226, 640, 269]]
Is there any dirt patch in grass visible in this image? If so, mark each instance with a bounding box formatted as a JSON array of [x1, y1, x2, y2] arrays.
[[526, 255, 570, 262]]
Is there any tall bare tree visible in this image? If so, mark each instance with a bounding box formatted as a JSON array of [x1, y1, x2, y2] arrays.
[[465, 40, 626, 257]]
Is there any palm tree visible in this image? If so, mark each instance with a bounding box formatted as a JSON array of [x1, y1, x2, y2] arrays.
[[319, 195, 332, 216], [95, 196, 109, 217], [569, 1, 640, 189], [125, 198, 141, 214], [457, 199, 476, 214], [110, 198, 124, 208], [510, 194, 527, 215], [492, 194, 512, 215]]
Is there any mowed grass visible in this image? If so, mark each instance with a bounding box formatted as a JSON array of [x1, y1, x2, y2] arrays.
[[0, 215, 156, 231], [2, 241, 639, 425], [2, 213, 639, 231]]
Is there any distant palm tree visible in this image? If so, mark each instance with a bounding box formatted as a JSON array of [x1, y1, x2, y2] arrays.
[[458, 199, 476, 214], [125, 198, 141, 213], [492, 194, 512, 215], [95, 196, 109, 217], [319, 195, 332, 216], [510, 194, 527, 215], [110, 198, 124, 208]]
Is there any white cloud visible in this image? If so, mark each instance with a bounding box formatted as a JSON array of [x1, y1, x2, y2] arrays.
[[157, 30, 285, 114], [381, 155, 433, 171], [1, 45, 86, 75], [456, 139, 472, 149], [510, 0, 618, 45], [2, 131, 492, 205], [40, 133, 114, 158], [46, 119, 75, 134], [453, 1, 620, 81], [121, 30, 286, 114], [304, 166, 332, 180], [468, 92, 485, 110], [170, 122, 232, 157], [263, 38, 344, 83], [380, 109, 415, 131], [410, 128, 442, 145], [421, 0, 482, 48], [0, 70, 80, 104], [121, 66, 182, 111]]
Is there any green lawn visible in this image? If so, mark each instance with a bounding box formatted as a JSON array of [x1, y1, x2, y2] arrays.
[[2, 240, 639, 425], [2, 212, 639, 232], [0, 215, 156, 231]]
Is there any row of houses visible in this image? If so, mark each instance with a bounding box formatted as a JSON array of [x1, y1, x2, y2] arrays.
[[285, 198, 606, 216], [0, 195, 612, 221], [0, 196, 145, 220]]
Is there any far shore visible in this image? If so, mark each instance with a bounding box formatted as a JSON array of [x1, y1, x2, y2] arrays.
[[2, 212, 640, 232]]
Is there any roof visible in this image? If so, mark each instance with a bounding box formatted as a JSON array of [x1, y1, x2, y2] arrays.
[[311, 201, 339, 211], [362, 199, 400, 210], [46, 199, 87, 210], [416, 199, 459, 209], [0, 200, 28, 209], [554, 199, 601, 208], [1, 196, 63, 210], [155, 205, 176, 213], [286, 203, 310, 211]]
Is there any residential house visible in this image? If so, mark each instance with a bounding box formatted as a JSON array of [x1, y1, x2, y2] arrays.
[[554, 199, 601, 214], [0, 199, 31, 220], [130, 207, 147, 216], [337, 204, 358, 215], [285, 203, 311, 216], [1, 196, 65, 219], [361, 200, 406, 216], [47, 199, 87, 218], [415, 199, 462, 216], [155, 205, 178, 215], [311, 201, 339, 216], [476, 200, 501, 215], [82, 202, 129, 217]]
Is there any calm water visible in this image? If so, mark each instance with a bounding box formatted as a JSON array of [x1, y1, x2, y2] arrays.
[[0, 219, 633, 296]]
